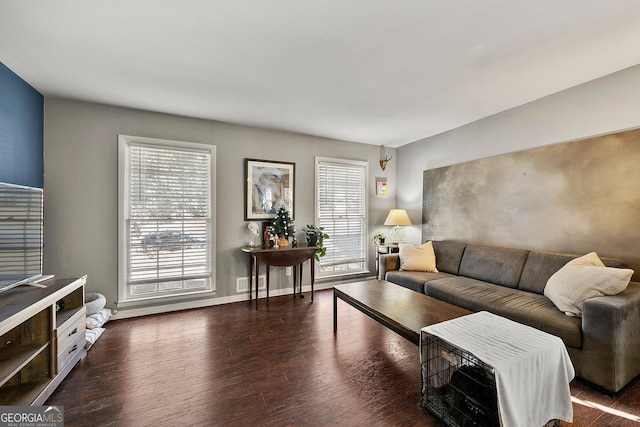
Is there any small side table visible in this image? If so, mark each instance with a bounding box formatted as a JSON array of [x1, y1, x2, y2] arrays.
[[241, 246, 317, 309], [375, 244, 399, 278]]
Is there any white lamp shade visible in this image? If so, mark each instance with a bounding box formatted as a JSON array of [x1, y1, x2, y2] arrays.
[[384, 209, 412, 226]]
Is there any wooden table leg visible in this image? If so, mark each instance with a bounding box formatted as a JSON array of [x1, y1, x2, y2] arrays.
[[292, 263, 297, 299], [248, 254, 253, 302], [266, 265, 270, 302], [299, 263, 304, 298], [255, 257, 259, 310], [333, 287, 337, 332], [310, 258, 315, 302]]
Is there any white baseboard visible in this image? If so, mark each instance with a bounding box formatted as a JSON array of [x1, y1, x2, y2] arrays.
[[111, 276, 375, 320]]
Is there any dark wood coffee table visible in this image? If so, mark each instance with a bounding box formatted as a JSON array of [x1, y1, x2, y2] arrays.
[[333, 279, 471, 344]]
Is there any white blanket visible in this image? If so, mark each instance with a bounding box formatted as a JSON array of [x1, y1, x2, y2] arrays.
[[422, 311, 574, 427], [86, 308, 112, 329], [85, 327, 105, 350]]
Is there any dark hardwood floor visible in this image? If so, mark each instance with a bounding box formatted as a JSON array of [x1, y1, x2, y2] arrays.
[[47, 288, 640, 426]]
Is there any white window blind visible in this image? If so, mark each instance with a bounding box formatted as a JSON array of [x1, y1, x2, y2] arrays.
[[0, 183, 43, 288], [119, 136, 215, 303], [316, 157, 367, 276]]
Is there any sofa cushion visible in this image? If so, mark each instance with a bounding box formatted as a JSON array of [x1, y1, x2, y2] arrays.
[[458, 244, 529, 288], [426, 276, 582, 348], [544, 253, 634, 317], [399, 241, 438, 272], [385, 270, 455, 294], [432, 240, 467, 274], [519, 250, 630, 295], [519, 252, 580, 294]]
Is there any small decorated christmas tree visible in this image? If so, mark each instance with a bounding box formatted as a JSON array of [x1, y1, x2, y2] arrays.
[[271, 207, 295, 242]]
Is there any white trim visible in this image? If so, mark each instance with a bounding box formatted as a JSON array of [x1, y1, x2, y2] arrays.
[[112, 294, 230, 319], [115, 289, 215, 308], [117, 134, 216, 305], [314, 156, 369, 277], [111, 277, 377, 319]]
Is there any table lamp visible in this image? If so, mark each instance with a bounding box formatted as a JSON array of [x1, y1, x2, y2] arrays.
[[384, 209, 412, 244]]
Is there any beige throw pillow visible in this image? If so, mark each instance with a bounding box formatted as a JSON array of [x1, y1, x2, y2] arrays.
[[399, 241, 438, 272], [544, 252, 633, 317]]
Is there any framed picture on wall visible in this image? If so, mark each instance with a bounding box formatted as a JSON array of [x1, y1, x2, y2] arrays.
[[244, 159, 295, 220], [376, 177, 389, 195]]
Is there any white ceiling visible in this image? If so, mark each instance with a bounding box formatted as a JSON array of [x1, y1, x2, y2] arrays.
[[2, 1, 640, 147]]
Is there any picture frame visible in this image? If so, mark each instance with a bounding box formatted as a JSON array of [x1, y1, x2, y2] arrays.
[[244, 159, 295, 220], [376, 177, 389, 195]]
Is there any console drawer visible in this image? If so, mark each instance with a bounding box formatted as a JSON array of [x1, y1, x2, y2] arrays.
[[57, 307, 86, 353], [57, 330, 85, 371]]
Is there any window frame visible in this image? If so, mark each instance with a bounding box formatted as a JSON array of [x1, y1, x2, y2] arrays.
[[117, 135, 216, 307], [315, 156, 368, 278]]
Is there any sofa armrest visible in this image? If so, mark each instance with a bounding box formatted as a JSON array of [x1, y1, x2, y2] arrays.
[[379, 254, 400, 280], [581, 281, 640, 393]]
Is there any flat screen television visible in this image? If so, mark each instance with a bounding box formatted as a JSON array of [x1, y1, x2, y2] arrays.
[[0, 182, 46, 293]]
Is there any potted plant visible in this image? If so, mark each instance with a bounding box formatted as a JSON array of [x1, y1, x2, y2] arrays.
[[372, 231, 386, 245], [271, 207, 295, 247], [304, 224, 329, 261]]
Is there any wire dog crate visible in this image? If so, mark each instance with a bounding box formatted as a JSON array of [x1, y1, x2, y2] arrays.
[[420, 331, 499, 427]]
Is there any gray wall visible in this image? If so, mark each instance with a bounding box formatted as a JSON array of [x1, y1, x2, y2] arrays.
[[44, 99, 397, 312], [397, 64, 640, 266], [422, 129, 640, 278], [44, 63, 640, 312]]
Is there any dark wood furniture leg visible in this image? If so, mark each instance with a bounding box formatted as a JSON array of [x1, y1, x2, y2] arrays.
[[254, 257, 259, 310], [299, 263, 304, 298], [310, 259, 315, 302], [248, 253, 254, 302], [333, 287, 338, 332], [292, 263, 298, 299], [266, 265, 270, 301]]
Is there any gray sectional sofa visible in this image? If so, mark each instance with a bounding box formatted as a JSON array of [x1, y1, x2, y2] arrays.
[[379, 240, 640, 393]]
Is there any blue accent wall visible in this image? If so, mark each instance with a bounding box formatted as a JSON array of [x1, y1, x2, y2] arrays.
[[0, 62, 44, 188]]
